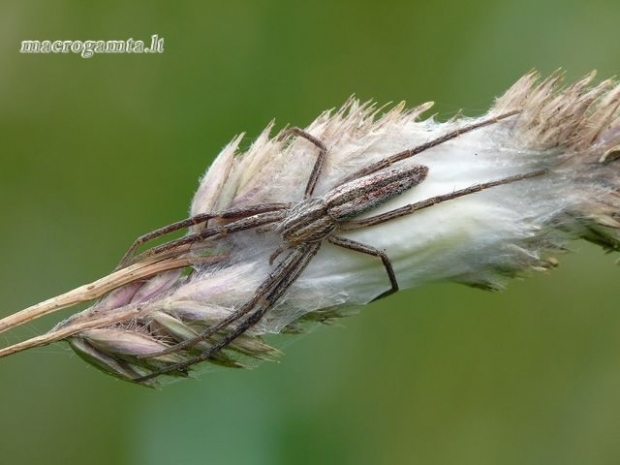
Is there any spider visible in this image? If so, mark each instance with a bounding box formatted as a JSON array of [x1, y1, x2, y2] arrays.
[[120, 110, 544, 382]]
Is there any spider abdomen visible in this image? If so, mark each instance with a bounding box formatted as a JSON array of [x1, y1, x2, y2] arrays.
[[326, 165, 429, 220]]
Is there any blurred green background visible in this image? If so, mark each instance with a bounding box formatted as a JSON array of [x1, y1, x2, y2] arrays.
[[1, 1, 620, 464]]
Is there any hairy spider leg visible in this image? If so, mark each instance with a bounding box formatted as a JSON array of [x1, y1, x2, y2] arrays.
[[341, 110, 521, 182], [135, 241, 321, 382], [117, 203, 290, 267]]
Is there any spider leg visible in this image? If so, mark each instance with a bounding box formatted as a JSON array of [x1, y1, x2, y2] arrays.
[[328, 236, 398, 300], [268, 242, 289, 265], [279, 127, 328, 198], [135, 241, 321, 383], [142, 240, 300, 358], [117, 203, 290, 268], [129, 209, 288, 265], [341, 110, 521, 182]]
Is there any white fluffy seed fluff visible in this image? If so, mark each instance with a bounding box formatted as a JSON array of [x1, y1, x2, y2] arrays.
[[1, 71, 619, 385]]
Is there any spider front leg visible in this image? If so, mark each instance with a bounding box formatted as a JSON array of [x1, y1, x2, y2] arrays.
[[116, 211, 220, 269], [116, 203, 290, 268]]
